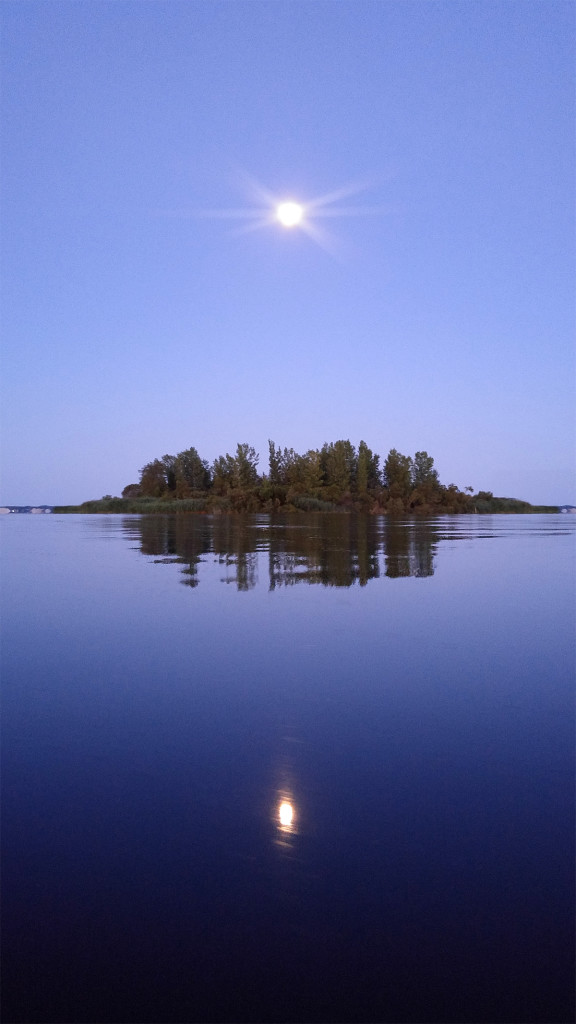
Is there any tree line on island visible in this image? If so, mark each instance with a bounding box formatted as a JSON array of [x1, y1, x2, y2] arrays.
[[57, 439, 556, 514], [124, 441, 467, 513]]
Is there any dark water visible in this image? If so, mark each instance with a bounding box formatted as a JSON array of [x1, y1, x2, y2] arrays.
[[2, 513, 574, 1024]]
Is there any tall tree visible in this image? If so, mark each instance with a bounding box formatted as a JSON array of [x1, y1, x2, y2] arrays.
[[268, 441, 282, 484], [321, 440, 356, 493], [175, 447, 211, 495], [299, 449, 323, 495], [384, 449, 413, 497], [233, 443, 259, 488], [213, 444, 259, 492], [211, 454, 235, 494], [161, 455, 177, 493], [356, 440, 380, 493], [412, 451, 439, 489]]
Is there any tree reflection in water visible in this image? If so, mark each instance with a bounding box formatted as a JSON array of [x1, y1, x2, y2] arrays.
[[125, 513, 439, 590]]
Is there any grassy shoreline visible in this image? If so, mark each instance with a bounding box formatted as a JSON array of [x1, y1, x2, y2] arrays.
[[53, 496, 559, 515]]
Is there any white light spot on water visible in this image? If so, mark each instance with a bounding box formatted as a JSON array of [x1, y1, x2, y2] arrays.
[[278, 801, 294, 827]]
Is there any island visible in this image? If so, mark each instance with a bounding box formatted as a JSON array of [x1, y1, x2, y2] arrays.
[[52, 440, 559, 515]]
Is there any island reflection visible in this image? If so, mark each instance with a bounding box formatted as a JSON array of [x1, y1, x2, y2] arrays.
[[125, 513, 438, 590]]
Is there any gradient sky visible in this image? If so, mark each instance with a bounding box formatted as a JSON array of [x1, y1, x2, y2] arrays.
[[2, 0, 574, 505]]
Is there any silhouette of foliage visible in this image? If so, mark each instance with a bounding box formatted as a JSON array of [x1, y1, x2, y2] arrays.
[[56, 438, 553, 515]]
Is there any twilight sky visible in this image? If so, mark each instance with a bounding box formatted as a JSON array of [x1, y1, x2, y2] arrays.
[[2, 0, 574, 505]]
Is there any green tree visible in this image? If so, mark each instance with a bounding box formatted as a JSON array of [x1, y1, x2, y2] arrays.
[[122, 483, 141, 499], [268, 441, 283, 484], [139, 458, 171, 497], [175, 447, 211, 495], [356, 440, 381, 493], [282, 449, 302, 487], [211, 454, 235, 494], [233, 443, 259, 488], [299, 449, 323, 495], [213, 444, 259, 493], [268, 443, 309, 489], [161, 454, 177, 493], [412, 451, 439, 489], [384, 449, 413, 498], [321, 440, 356, 495]]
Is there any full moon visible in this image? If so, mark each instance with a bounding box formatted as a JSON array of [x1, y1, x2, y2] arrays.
[[276, 201, 304, 228]]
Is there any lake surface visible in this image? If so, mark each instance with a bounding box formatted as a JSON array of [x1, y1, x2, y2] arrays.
[[2, 513, 574, 1023]]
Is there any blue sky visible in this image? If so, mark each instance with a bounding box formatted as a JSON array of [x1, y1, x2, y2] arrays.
[[2, 0, 574, 505]]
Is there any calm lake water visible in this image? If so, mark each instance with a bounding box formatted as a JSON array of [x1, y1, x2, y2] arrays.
[[2, 514, 574, 1023]]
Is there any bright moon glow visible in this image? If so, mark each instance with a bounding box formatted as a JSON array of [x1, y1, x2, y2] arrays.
[[276, 202, 304, 228], [278, 801, 294, 827], [182, 177, 389, 256]]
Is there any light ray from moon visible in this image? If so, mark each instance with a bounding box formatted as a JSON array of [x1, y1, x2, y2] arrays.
[[163, 174, 391, 254]]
